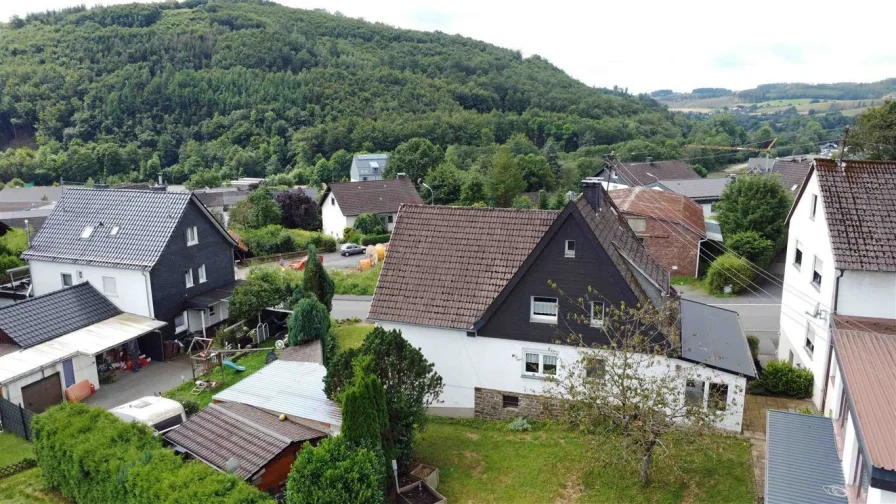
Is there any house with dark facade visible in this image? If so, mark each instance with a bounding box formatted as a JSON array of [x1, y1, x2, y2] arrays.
[[593, 159, 701, 187], [610, 186, 707, 278], [22, 188, 240, 359], [369, 180, 755, 431]]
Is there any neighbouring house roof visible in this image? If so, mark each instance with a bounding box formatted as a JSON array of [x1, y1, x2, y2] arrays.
[[609, 186, 706, 237], [183, 280, 244, 309], [0, 186, 64, 204], [22, 188, 236, 269], [279, 339, 323, 364], [369, 190, 672, 330], [213, 360, 342, 428], [773, 158, 814, 192], [650, 177, 732, 201], [216, 402, 326, 441], [833, 322, 896, 472], [323, 177, 423, 216], [164, 403, 323, 480], [765, 410, 847, 504], [598, 160, 701, 187], [679, 299, 756, 378], [0, 208, 53, 234], [352, 153, 389, 177], [791, 159, 896, 272], [0, 283, 121, 348]]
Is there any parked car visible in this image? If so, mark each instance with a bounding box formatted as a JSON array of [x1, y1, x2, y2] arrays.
[[109, 396, 186, 434], [340, 243, 366, 256]]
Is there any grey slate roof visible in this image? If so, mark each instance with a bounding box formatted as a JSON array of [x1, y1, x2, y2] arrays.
[[0, 186, 64, 204], [0, 283, 122, 348], [765, 410, 847, 504], [351, 153, 388, 179], [22, 188, 233, 269], [679, 299, 756, 377], [651, 177, 732, 200]]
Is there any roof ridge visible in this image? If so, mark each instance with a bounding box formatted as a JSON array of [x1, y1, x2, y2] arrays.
[[208, 404, 293, 445]]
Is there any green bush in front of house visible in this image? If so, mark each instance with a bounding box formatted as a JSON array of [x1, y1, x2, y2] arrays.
[[750, 360, 814, 399], [705, 253, 756, 295], [286, 436, 386, 504], [359, 233, 391, 246], [32, 402, 272, 504]]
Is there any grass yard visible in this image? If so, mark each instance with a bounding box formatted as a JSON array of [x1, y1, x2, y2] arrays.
[[414, 418, 754, 504], [163, 339, 277, 408], [335, 321, 374, 351], [328, 263, 382, 295], [0, 433, 68, 503]]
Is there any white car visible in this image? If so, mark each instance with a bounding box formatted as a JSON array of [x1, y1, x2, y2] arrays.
[[109, 396, 186, 434]]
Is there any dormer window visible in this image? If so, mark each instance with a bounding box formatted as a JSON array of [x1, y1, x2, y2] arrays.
[[110, 226, 120, 236], [565, 240, 575, 258], [80, 226, 94, 239], [186, 226, 198, 246]]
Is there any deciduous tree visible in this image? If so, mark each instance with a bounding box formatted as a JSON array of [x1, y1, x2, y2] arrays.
[[276, 190, 321, 230], [715, 175, 792, 247], [387, 137, 444, 182], [487, 147, 525, 207]]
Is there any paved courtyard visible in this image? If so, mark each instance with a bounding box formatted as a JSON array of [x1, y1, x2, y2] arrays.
[[85, 356, 194, 409]]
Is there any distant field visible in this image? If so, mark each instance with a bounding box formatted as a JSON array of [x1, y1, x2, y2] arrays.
[[661, 95, 883, 116]]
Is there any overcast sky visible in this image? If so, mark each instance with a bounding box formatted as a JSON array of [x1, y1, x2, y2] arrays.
[[3, 0, 895, 93]]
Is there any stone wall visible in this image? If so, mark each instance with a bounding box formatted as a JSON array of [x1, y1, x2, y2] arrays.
[[474, 387, 562, 421]]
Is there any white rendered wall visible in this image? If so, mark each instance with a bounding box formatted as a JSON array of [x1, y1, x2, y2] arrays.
[[29, 260, 152, 317], [322, 193, 348, 239], [2, 352, 100, 407], [867, 488, 896, 504], [379, 322, 747, 431], [838, 270, 896, 319]]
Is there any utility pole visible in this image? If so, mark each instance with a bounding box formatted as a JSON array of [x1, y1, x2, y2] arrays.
[[836, 126, 850, 169]]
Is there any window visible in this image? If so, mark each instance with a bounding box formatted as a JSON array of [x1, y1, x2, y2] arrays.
[[627, 217, 647, 233], [380, 216, 387, 224], [565, 240, 576, 258], [805, 324, 816, 358], [637, 237, 645, 245], [102, 276, 117, 297], [110, 225, 119, 236], [61, 273, 73, 287], [502, 395, 519, 408], [794, 240, 803, 269], [708, 383, 728, 411], [523, 351, 559, 377], [525, 352, 540, 373], [810, 194, 818, 220], [585, 358, 606, 379], [186, 226, 198, 246], [530, 296, 558, 323], [80, 226, 94, 239], [331, 197, 335, 206], [209, 303, 216, 317], [812, 256, 823, 288], [174, 312, 187, 332], [185, 269, 194, 288], [387, 215, 394, 224], [788, 350, 794, 365], [198, 264, 207, 283], [542, 355, 558, 375], [362, 176, 368, 181], [590, 301, 605, 328], [685, 380, 705, 407]]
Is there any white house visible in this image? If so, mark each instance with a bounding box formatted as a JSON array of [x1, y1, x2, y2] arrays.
[[776, 159, 896, 410], [350, 153, 388, 182], [369, 181, 756, 432], [320, 175, 423, 239]]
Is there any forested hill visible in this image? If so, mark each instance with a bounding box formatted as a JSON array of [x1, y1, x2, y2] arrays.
[[0, 0, 681, 185]]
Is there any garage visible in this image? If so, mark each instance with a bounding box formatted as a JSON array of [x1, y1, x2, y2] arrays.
[[21, 373, 62, 414]]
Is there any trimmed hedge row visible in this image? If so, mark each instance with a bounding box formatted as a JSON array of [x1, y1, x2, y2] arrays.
[[359, 234, 391, 246], [750, 360, 814, 399], [32, 402, 272, 504], [237, 225, 337, 257]]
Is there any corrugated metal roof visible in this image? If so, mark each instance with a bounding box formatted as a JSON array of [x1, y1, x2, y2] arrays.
[[213, 360, 341, 428], [680, 299, 756, 378], [834, 326, 896, 471], [0, 313, 166, 384], [765, 410, 846, 504]]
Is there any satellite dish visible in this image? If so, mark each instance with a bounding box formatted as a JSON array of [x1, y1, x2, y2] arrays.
[[225, 458, 240, 474], [275, 339, 286, 350]]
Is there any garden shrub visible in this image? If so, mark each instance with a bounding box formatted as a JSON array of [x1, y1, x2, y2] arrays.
[[360, 234, 390, 246], [353, 212, 385, 235], [705, 253, 756, 295], [746, 335, 760, 362], [32, 402, 271, 504], [751, 360, 814, 399], [289, 229, 337, 253], [287, 297, 330, 346], [508, 417, 532, 432], [180, 398, 200, 416], [726, 231, 775, 267], [238, 226, 337, 256], [286, 436, 385, 504]]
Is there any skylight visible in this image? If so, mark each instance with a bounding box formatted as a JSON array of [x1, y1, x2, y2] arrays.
[[110, 226, 120, 236], [369, 161, 379, 168], [80, 226, 94, 239]]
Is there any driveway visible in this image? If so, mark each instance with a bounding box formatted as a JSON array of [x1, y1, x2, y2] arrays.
[[84, 356, 194, 409]]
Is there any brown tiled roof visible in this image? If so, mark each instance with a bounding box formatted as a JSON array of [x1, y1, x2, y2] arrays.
[[609, 187, 706, 237], [215, 402, 326, 442], [279, 339, 323, 364], [813, 159, 896, 271], [773, 158, 814, 192], [325, 177, 424, 216], [368, 205, 559, 329], [834, 324, 896, 471], [604, 160, 701, 186]]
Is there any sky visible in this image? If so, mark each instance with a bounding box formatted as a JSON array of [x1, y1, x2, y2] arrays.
[[2, 0, 895, 93]]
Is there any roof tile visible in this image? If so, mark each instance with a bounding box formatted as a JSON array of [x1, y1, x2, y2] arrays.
[[326, 177, 423, 216]]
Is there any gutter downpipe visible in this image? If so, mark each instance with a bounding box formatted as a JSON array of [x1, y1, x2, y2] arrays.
[[821, 268, 845, 414], [142, 270, 155, 318]]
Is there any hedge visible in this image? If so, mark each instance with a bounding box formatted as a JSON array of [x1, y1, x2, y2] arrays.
[[705, 253, 755, 295], [751, 360, 814, 399], [32, 402, 272, 504], [360, 234, 390, 246], [236, 225, 337, 256]]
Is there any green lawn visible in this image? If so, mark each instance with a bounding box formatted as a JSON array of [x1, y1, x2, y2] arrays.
[[414, 418, 754, 504], [336, 322, 374, 351], [163, 339, 277, 408], [0, 433, 68, 503], [0, 432, 33, 466]]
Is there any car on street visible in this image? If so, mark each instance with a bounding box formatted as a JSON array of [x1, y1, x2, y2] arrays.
[[340, 243, 366, 256]]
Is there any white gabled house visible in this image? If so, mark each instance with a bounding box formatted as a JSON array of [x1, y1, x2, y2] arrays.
[[320, 175, 423, 239], [777, 159, 896, 410], [368, 180, 756, 432]]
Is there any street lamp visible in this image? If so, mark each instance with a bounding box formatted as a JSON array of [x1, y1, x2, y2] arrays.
[[418, 179, 434, 205]]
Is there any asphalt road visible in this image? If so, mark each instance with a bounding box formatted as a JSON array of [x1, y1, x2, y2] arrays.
[[332, 295, 372, 321]]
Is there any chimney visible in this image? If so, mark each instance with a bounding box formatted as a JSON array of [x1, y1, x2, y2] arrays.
[[581, 179, 602, 211], [396, 172, 407, 179]]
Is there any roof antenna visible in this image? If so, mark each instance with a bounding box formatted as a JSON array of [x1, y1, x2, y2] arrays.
[[836, 126, 849, 171]]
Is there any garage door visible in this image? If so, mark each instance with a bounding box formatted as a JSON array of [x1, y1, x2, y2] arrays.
[[21, 373, 63, 414]]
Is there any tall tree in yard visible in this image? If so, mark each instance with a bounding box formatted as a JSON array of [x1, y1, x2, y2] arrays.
[[276, 190, 321, 230], [714, 175, 791, 247], [303, 245, 334, 311], [851, 101, 896, 160], [387, 137, 444, 182], [488, 146, 526, 207], [287, 297, 330, 346], [545, 298, 728, 485], [341, 368, 390, 452]]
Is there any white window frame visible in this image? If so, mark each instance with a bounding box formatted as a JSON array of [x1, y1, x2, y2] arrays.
[[590, 301, 606, 328], [186, 226, 198, 246], [174, 311, 187, 333], [198, 264, 207, 283], [185, 269, 194, 288], [627, 217, 647, 233], [794, 239, 803, 269], [805, 323, 815, 358], [565, 240, 576, 258], [522, 349, 559, 378], [530, 296, 558, 324], [61, 273, 73, 287], [812, 256, 823, 289], [102, 276, 118, 297]]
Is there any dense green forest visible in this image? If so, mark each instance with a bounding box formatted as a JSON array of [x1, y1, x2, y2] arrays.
[[0, 0, 859, 204], [736, 79, 896, 102]]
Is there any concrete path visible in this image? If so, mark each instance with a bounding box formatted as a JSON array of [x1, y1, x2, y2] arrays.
[[85, 356, 194, 409], [332, 295, 372, 321]]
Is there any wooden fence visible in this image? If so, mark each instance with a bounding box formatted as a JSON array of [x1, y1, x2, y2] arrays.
[[0, 396, 35, 441]]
